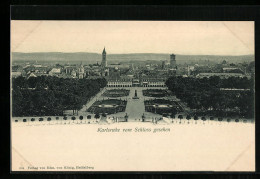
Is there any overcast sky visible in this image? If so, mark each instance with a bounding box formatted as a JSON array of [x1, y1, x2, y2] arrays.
[[11, 21, 254, 55]]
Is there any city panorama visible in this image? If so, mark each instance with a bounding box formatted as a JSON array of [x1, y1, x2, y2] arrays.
[[11, 47, 254, 125]]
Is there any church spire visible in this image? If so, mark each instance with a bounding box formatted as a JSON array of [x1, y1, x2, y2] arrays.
[[103, 47, 106, 54]]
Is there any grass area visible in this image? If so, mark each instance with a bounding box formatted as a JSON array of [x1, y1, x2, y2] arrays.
[[93, 99, 124, 105], [87, 99, 127, 114], [144, 99, 183, 115], [102, 89, 130, 97], [143, 89, 170, 97]]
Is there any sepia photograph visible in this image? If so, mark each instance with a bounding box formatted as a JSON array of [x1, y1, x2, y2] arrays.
[[11, 20, 255, 171]]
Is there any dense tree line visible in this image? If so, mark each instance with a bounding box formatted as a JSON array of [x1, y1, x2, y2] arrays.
[[12, 76, 107, 117], [165, 76, 254, 118]]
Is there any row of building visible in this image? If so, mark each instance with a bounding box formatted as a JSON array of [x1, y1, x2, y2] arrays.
[[106, 77, 167, 87]]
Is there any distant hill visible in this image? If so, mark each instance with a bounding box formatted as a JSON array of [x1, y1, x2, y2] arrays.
[[11, 52, 254, 64]]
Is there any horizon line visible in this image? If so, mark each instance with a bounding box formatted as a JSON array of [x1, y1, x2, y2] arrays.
[[11, 51, 255, 56]]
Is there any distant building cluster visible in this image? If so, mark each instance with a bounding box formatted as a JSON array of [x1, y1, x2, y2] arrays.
[[196, 73, 247, 79], [12, 47, 254, 83]]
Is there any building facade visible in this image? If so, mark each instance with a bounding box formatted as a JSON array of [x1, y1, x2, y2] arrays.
[[196, 73, 250, 79], [107, 78, 133, 87], [106, 77, 166, 87], [141, 77, 166, 87]]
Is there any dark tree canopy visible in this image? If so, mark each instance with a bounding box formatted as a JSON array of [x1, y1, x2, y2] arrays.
[[166, 76, 254, 118], [94, 113, 100, 119], [12, 76, 107, 117]]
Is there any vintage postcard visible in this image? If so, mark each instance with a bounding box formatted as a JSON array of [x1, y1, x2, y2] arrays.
[[11, 21, 255, 171]]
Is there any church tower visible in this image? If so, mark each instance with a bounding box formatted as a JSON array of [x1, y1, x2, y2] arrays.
[[101, 47, 107, 68], [169, 54, 177, 76], [170, 54, 176, 68], [78, 62, 84, 79]]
